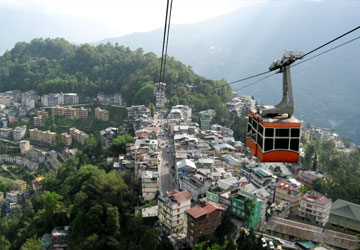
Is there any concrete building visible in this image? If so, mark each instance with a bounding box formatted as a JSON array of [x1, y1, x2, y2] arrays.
[[158, 190, 192, 234], [33, 116, 45, 127], [231, 190, 263, 229], [180, 173, 212, 202], [299, 192, 331, 226], [186, 201, 225, 247], [61, 133, 72, 146], [274, 180, 302, 215], [50, 105, 88, 119], [296, 171, 324, 186], [19, 140, 31, 154], [140, 171, 159, 201], [41, 93, 64, 107], [0, 128, 12, 138], [95, 107, 110, 121], [13, 125, 27, 141], [154, 82, 167, 108], [29, 128, 56, 144], [64, 93, 79, 105], [69, 127, 88, 145], [199, 109, 215, 130]]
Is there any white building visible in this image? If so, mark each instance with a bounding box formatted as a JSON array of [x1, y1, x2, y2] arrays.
[[13, 125, 27, 141], [140, 171, 159, 201], [299, 192, 332, 226]]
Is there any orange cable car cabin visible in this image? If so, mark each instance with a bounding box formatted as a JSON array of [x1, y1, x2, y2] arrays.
[[246, 109, 301, 162], [245, 50, 304, 162]]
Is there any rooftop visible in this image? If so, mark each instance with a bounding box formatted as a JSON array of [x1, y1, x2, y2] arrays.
[[186, 201, 225, 219], [168, 190, 192, 203], [330, 199, 360, 221]]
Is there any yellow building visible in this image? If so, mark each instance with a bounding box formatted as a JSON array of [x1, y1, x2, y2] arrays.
[[19, 140, 31, 154]]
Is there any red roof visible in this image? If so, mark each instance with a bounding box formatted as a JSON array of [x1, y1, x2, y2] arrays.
[[136, 132, 148, 138], [186, 202, 225, 219], [144, 126, 158, 131], [169, 190, 192, 203], [303, 193, 331, 205], [276, 180, 293, 191]]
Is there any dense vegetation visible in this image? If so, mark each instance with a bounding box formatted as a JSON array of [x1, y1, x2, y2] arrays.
[[302, 140, 360, 204], [0, 38, 231, 111]]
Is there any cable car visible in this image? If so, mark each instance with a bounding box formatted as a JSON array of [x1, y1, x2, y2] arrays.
[[246, 51, 304, 162]]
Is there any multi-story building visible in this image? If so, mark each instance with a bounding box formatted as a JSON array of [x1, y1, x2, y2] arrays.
[[61, 133, 72, 146], [296, 171, 324, 186], [13, 125, 27, 141], [124, 105, 151, 131], [299, 192, 331, 226], [154, 82, 167, 108], [11, 179, 27, 191], [199, 109, 215, 130], [78, 107, 88, 118], [226, 98, 244, 116], [169, 105, 192, 121], [274, 180, 302, 214], [41, 93, 64, 107], [19, 140, 31, 154], [33, 116, 45, 127], [0, 128, 12, 138], [50, 106, 88, 119], [158, 190, 192, 234], [231, 190, 262, 229], [64, 93, 79, 105], [140, 171, 159, 201], [95, 107, 110, 121], [181, 173, 212, 202], [186, 201, 225, 247], [29, 128, 56, 144], [21, 90, 37, 109], [69, 127, 88, 145], [0, 94, 13, 107]]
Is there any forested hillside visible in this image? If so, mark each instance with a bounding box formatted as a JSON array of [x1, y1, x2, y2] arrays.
[[0, 38, 231, 110]]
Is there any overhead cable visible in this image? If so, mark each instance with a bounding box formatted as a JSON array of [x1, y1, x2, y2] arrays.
[[161, 0, 174, 82], [159, 0, 171, 83], [302, 25, 360, 58]]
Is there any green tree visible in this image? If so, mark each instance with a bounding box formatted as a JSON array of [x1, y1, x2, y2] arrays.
[[0, 182, 9, 192], [215, 209, 237, 245], [148, 103, 156, 117], [0, 236, 11, 250], [108, 134, 134, 156], [20, 237, 41, 250]]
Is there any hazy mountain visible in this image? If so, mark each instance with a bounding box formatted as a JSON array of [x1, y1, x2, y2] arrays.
[[95, 0, 360, 143], [0, 8, 114, 55]]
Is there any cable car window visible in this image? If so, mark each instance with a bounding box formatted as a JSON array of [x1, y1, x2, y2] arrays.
[[291, 128, 300, 137], [275, 129, 289, 137], [251, 128, 256, 141], [264, 138, 273, 151], [252, 119, 257, 129], [290, 139, 299, 151], [257, 134, 263, 149], [275, 138, 289, 149], [247, 124, 251, 133], [258, 124, 264, 135], [248, 116, 253, 125], [265, 128, 274, 137]]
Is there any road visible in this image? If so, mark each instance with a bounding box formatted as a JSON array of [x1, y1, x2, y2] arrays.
[[156, 112, 176, 194]]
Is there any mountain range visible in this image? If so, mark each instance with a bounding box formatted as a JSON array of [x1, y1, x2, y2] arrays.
[[95, 0, 360, 143]]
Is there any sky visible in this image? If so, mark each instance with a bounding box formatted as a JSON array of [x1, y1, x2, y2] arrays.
[[0, 0, 260, 40]]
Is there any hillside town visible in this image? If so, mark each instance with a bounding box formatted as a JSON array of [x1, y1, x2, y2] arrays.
[[0, 88, 358, 250]]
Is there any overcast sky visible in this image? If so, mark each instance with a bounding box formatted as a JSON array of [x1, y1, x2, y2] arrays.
[[0, 0, 262, 38]]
